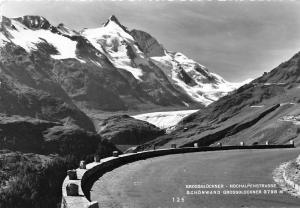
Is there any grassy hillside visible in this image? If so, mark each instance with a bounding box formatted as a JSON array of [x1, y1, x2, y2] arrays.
[[137, 52, 300, 150]]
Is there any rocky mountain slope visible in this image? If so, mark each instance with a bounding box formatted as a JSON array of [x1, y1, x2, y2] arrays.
[[0, 15, 246, 124], [0, 114, 117, 156], [138, 52, 300, 150], [98, 114, 164, 151]]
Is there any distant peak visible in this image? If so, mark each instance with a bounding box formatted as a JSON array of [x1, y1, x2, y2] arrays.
[[103, 14, 130, 33], [109, 15, 120, 23], [12, 15, 52, 30], [104, 15, 122, 26]]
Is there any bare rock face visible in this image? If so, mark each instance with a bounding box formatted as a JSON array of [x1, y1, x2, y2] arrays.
[[13, 15, 52, 30], [130, 29, 165, 57], [0, 59, 95, 132]]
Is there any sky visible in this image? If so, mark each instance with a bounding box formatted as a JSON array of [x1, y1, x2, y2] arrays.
[[2, 0, 300, 82]]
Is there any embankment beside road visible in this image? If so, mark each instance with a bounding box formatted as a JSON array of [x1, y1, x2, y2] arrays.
[[279, 155, 300, 196]]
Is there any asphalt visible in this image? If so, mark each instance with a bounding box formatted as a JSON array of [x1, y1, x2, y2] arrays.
[[90, 148, 300, 208]]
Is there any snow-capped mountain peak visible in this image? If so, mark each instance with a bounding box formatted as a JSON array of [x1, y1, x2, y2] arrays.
[[105, 15, 122, 27], [81, 15, 147, 80], [102, 15, 131, 35], [0, 15, 251, 110]]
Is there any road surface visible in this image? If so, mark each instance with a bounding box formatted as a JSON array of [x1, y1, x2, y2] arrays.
[[91, 148, 300, 208]]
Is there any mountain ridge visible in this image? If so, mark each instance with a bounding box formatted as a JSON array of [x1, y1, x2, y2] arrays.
[[0, 14, 248, 117]]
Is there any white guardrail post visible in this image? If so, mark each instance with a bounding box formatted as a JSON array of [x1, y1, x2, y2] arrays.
[[171, 144, 177, 148], [113, 151, 119, 157], [94, 155, 100, 163], [79, 161, 86, 169]]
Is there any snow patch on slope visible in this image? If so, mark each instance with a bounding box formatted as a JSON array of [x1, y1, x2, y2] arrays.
[[250, 105, 265, 108], [81, 20, 145, 80], [7, 19, 80, 60], [151, 51, 251, 105], [132, 109, 198, 129], [171, 69, 214, 105]]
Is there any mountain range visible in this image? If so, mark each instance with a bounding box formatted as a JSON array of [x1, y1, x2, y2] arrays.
[[1, 14, 299, 150], [0, 14, 247, 130]]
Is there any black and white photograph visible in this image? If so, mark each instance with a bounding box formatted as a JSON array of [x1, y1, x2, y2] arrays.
[[0, 0, 300, 207]]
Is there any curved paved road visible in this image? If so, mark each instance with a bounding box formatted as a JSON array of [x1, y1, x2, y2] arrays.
[[91, 148, 300, 208]]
